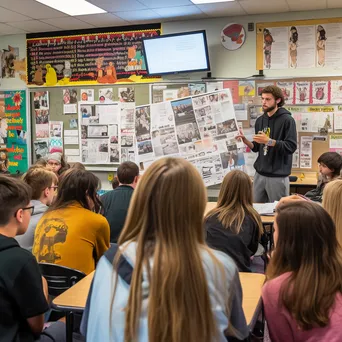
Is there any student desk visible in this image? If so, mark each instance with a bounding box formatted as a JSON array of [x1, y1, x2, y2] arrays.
[[52, 271, 265, 338], [205, 202, 275, 225]]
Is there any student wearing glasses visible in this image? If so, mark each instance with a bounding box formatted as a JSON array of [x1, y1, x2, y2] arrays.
[[46, 152, 69, 178], [15, 167, 58, 251], [0, 176, 65, 341]]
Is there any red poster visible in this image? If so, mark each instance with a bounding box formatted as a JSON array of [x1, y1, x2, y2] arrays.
[[223, 80, 239, 104]]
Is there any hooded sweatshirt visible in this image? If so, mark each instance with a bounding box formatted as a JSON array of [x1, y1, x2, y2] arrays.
[[15, 199, 48, 251], [252, 107, 297, 177]]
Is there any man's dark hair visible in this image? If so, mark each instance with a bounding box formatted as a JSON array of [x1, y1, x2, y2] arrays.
[[0, 175, 31, 226], [117, 162, 139, 185], [318, 152, 342, 177], [261, 85, 285, 107]]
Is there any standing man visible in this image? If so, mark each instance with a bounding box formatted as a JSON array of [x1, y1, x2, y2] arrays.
[[237, 85, 297, 202]]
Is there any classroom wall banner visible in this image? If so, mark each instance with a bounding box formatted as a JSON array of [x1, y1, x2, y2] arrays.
[[4, 90, 28, 174], [26, 23, 161, 87]]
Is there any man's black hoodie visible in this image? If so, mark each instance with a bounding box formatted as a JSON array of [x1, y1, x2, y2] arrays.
[[252, 107, 297, 177]]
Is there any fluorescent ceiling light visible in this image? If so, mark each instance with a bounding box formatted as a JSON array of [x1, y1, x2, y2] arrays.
[[191, 0, 235, 3], [36, 0, 107, 16]]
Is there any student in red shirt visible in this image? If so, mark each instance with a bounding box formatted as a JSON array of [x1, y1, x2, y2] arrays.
[[262, 201, 342, 342]]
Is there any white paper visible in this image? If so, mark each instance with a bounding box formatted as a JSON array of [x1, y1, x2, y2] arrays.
[[80, 89, 94, 102], [64, 130, 78, 136], [64, 136, 79, 145], [331, 81, 342, 104], [300, 136, 313, 168], [312, 81, 329, 104], [64, 103, 77, 114], [264, 27, 288, 69], [67, 155, 81, 163], [295, 82, 311, 104], [253, 202, 278, 215], [206, 82, 223, 92], [96, 104, 119, 124], [330, 134, 342, 148], [276, 81, 294, 105], [334, 112, 342, 132], [65, 149, 80, 156], [319, 23, 342, 68]]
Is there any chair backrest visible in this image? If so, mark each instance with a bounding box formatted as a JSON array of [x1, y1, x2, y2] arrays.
[[39, 263, 86, 297]]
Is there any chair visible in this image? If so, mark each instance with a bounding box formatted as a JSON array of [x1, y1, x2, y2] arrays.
[[39, 263, 86, 342], [39, 263, 86, 297]]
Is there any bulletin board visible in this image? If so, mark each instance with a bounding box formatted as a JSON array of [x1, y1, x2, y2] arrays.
[[256, 17, 342, 71], [254, 77, 342, 173], [29, 83, 150, 169]]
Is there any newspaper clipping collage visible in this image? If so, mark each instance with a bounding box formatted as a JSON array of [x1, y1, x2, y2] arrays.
[[79, 89, 245, 186]]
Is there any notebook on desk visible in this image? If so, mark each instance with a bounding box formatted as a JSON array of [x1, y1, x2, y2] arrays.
[[253, 202, 278, 216]]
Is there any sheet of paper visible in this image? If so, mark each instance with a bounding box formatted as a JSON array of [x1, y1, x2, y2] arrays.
[[253, 202, 278, 215], [67, 155, 81, 163], [64, 136, 79, 145], [64, 130, 78, 136], [65, 149, 80, 156]]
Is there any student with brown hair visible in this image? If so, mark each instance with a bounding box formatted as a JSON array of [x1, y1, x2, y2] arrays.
[[32, 169, 110, 275], [263, 201, 342, 341], [0, 176, 65, 341], [81, 157, 248, 342], [101, 161, 139, 243], [15, 167, 58, 250], [205, 170, 263, 272], [305, 152, 342, 202]]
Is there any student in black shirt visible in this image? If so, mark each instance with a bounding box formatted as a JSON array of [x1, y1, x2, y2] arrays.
[[0, 175, 65, 342], [205, 170, 263, 272], [101, 161, 139, 243]]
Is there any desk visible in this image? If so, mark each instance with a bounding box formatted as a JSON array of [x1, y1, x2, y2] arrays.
[[205, 202, 275, 225], [290, 172, 317, 195], [53, 271, 265, 330]]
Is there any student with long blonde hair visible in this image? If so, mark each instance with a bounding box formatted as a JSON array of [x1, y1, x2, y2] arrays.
[[263, 201, 342, 341], [322, 179, 342, 246], [81, 157, 248, 342], [205, 170, 263, 272]]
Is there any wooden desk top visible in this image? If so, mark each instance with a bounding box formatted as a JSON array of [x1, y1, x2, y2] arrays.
[[205, 202, 275, 224], [52, 270, 265, 327]]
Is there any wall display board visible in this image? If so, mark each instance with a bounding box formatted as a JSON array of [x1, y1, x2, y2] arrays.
[[26, 24, 161, 86], [256, 18, 342, 71], [3, 90, 29, 174], [137, 89, 245, 187]]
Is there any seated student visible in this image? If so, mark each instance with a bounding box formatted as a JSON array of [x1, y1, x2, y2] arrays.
[[32, 169, 110, 275], [81, 157, 249, 342], [46, 152, 69, 178], [205, 170, 263, 272], [304, 152, 342, 202], [101, 161, 139, 243], [15, 167, 58, 250], [0, 176, 65, 341], [263, 201, 342, 342], [323, 179, 342, 246]]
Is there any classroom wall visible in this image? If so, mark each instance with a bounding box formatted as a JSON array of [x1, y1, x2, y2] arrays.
[[0, 34, 27, 90]]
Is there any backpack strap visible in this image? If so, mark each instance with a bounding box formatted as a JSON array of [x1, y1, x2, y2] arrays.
[[104, 243, 134, 285]]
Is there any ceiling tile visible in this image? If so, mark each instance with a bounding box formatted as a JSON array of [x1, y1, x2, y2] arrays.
[[0, 22, 27, 34], [198, 2, 246, 16], [42, 17, 95, 30], [87, 0, 148, 12], [153, 5, 203, 18], [74, 13, 128, 26], [0, 6, 32, 21], [287, 0, 327, 11], [8, 20, 60, 32], [0, 0, 66, 19], [327, 0, 342, 9], [138, 0, 193, 9], [238, 0, 289, 14], [115, 9, 161, 21]]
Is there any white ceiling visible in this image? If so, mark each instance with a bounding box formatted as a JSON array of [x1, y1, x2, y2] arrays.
[[0, 0, 340, 35]]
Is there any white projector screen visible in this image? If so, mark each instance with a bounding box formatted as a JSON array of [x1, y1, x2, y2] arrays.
[[142, 30, 210, 75]]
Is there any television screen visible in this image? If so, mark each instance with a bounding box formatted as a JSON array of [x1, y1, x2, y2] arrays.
[[142, 30, 210, 76]]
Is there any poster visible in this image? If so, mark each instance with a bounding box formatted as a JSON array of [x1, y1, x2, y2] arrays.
[[276, 81, 294, 104], [63, 88, 78, 113], [311, 81, 330, 104], [329, 134, 342, 149], [289, 26, 316, 69], [33, 140, 48, 160], [223, 80, 239, 103], [334, 112, 342, 132], [295, 81, 311, 104], [118, 87, 135, 102], [319, 23, 342, 68], [263, 27, 288, 69], [5, 90, 28, 173], [300, 136, 313, 168], [80, 89, 94, 102], [99, 88, 114, 103], [330, 80, 342, 103], [49, 121, 63, 153], [26, 24, 162, 85]]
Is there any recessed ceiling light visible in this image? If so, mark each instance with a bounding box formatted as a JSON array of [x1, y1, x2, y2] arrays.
[[191, 0, 235, 3], [35, 0, 107, 16]]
